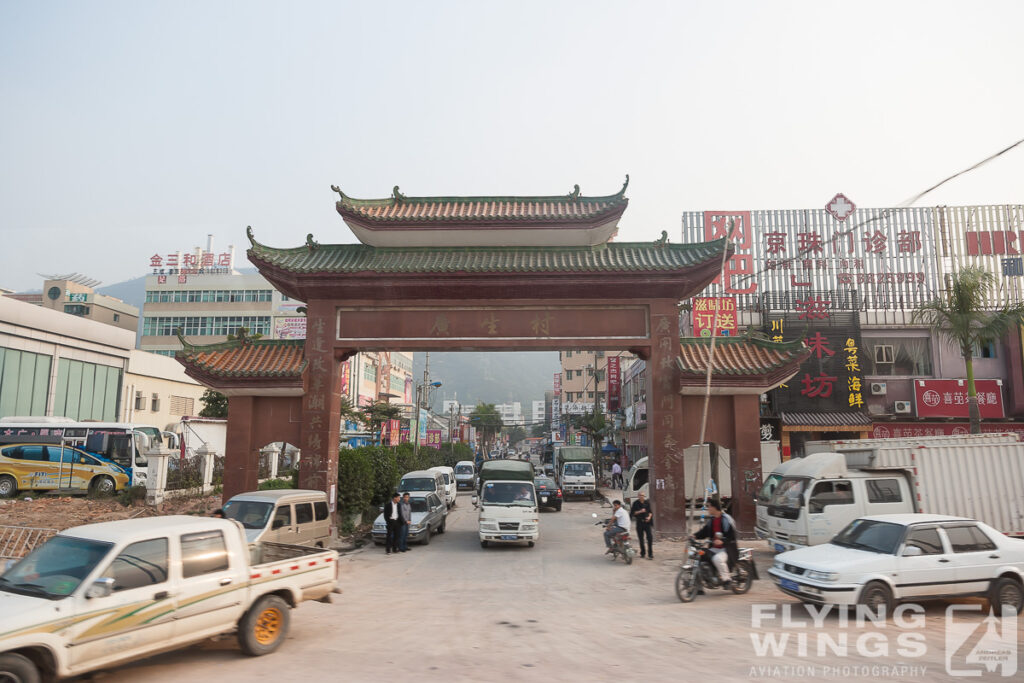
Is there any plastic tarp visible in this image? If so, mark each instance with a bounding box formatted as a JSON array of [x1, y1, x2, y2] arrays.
[[478, 460, 534, 483]]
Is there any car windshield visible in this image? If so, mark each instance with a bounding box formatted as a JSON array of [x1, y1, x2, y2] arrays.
[[831, 519, 905, 554], [534, 478, 556, 489], [222, 500, 274, 529], [758, 474, 784, 503], [564, 463, 593, 476], [400, 478, 436, 492], [0, 535, 113, 600], [409, 498, 429, 513], [455, 465, 474, 475], [481, 482, 536, 506], [768, 477, 808, 509]]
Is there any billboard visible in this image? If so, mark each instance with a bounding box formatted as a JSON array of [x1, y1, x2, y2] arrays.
[[692, 297, 737, 337], [934, 205, 1024, 307], [552, 373, 562, 427], [682, 207, 939, 311], [606, 356, 621, 412], [913, 379, 1005, 419], [871, 422, 1024, 439], [274, 317, 307, 339], [339, 360, 351, 397]]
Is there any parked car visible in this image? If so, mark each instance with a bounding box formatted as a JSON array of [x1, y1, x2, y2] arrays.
[[222, 489, 332, 547], [534, 477, 562, 512], [0, 440, 131, 498], [372, 492, 447, 545], [768, 514, 1024, 616], [0, 516, 337, 681], [454, 461, 476, 490], [429, 466, 457, 508]]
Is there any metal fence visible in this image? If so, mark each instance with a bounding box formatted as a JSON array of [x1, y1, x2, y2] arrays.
[[0, 525, 58, 559]]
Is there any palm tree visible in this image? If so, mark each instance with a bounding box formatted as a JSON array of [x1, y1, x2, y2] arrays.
[[912, 266, 1024, 433], [469, 403, 504, 454], [358, 399, 403, 446], [572, 406, 611, 477]]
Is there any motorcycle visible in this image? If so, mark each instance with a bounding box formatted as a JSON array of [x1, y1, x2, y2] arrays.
[[675, 536, 757, 602], [592, 513, 637, 565]]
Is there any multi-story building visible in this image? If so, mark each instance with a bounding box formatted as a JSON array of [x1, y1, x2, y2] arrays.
[[531, 400, 545, 427], [9, 274, 138, 333], [495, 402, 523, 426]]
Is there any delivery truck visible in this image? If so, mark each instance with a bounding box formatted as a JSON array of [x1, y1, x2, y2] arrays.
[[764, 435, 1024, 552], [473, 459, 539, 548], [553, 446, 596, 500]]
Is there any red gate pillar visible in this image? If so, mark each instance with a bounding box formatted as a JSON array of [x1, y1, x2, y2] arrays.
[[729, 394, 762, 534], [223, 395, 259, 501], [299, 302, 343, 514], [647, 300, 688, 537]]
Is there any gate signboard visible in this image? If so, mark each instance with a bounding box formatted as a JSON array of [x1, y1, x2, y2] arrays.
[[913, 379, 1005, 419]]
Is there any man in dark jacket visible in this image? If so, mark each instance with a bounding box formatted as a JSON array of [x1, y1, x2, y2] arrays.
[[693, 500, 738, 586], [630, 492, 654, 560], [383, 492, 402, 555]]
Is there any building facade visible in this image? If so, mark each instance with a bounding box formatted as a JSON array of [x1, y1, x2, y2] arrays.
[[9, 274, 139, 333], [122, 349, 207, 430]]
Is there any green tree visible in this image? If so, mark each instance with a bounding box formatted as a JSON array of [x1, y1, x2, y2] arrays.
[[469, 403, 504, 453], [358, 399, 403, 446], [339, 397, 359, 426], [505, 425, 527, 446], [572, 406, 612, 476], [912, 266, 1024, 434], [198, 389, 228, 418]]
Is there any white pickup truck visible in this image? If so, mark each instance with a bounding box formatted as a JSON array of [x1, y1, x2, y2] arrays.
[[0, 516, 337, 682]]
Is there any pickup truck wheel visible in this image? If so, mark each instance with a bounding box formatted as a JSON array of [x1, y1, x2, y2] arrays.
[[0, 475, 17, 499], [990, 577, 1024, 616], [238, 594, 291, 656], [0, 653, 40, 683]]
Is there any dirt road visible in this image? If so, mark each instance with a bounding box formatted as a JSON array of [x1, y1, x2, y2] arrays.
[[90, 493, 1017, 682]]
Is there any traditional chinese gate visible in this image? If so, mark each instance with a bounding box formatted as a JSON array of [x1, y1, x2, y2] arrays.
[[178, 182, 807, 535]]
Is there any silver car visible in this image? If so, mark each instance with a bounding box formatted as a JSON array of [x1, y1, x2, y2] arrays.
[[372, 492, 447, 545]]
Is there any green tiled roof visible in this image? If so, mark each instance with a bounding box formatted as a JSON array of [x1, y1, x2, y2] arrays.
[[247, 236, 730, 275], [176, 337, 306, 379], [676, 333, 810, 377]]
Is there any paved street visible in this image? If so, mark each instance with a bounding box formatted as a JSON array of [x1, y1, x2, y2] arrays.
[[91, 493, 1013, 682]]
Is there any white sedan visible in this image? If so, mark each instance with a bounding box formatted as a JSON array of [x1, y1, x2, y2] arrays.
[[768, 514, 1024, 615]]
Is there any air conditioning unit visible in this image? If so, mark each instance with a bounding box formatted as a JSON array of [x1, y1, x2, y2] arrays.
[[894, 400, 912, 414], [870, 382, 887, 396]]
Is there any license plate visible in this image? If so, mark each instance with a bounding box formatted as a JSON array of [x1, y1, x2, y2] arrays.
[[500, 535, 517, 540], [774, 543, 786, 553], [541, 496, 548, 503], [780, 579, 800, 592]]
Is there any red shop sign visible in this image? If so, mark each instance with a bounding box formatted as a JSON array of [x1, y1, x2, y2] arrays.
[[913, 379, 1004, 419]]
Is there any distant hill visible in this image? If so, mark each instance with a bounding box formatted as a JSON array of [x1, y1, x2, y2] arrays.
[[413, 351, 558, 418]]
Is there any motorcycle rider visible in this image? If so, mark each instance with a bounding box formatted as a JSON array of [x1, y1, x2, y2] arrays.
[[604, 500, 631, 554], [693, 499, 738, 587]]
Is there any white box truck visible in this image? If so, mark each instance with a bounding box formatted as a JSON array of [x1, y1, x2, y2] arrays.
[[554, 446, 596, 500], [764, 434, 1024, 552], [472, 460, 539, 548]]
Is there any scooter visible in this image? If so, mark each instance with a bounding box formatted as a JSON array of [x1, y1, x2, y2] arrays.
[[675, 535, 757, 602], [592, 513, 637, 565]]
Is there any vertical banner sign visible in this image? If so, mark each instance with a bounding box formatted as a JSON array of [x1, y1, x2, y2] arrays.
[[418, 409, 429, 444], [606, 357, 621, 411], [388, 419, 401, 446], [552, 373, 562, 428], [692, 297, 738, 337], [339, 360, 351, 397], [404, 377, 413, 405]]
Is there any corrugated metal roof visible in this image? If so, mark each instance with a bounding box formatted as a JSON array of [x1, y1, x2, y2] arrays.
[[780, 411, 872, 427]]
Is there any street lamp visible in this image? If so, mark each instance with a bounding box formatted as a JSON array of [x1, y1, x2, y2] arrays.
[[413, 380, 442, 457]]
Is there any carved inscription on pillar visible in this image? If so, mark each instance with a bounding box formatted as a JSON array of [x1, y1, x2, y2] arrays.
[[647, 302, 688, 536], [300, 308, 342, 512]]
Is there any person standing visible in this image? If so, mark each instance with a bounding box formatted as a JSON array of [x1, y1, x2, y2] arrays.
[[384, 492, 402, 555], [630, 492, 654, 559], [611, 461, 623, 488], [398, 492, 413, 552]]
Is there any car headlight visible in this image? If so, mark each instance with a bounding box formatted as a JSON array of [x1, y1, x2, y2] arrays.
[[411, 524, 424, 531], [374, 523, 385, 530], [773, 559, 784, 571], [790, 535, 808, 545], [807, 570, 839, 582]]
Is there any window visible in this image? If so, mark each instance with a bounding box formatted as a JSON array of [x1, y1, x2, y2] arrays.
[[295, 503, 314, 525], [864, 337, 932, 376], [632, 467, 649, 491], [113, 314, 120, 322], [314, 501, 329, 521], [273, 505, 291, 528], [64, 304, 90, 316], [866, 479, 903, 504], [135, 391, 146, 411], [106, 538, 169, 591], [808, 481, 854, 513], [150, 393, 161, 411], [945, 525, 998, 553], [971, 341, 997, 359], [903, 527, 944, 555], [180, 530, 229, 577], [142, 316, 271, 337]]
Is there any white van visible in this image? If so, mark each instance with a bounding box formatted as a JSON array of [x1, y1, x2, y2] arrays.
[[454, 460, 476, 490], [399, 470, 447, 502], [429, 466, 457, 508], [222, 489, 332, 547]]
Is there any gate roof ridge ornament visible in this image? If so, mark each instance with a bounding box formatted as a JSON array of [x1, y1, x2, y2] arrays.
[[330, 178, 632, 248]]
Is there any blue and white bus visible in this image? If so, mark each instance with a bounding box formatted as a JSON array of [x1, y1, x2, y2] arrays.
[[0, 417, 163, 486]]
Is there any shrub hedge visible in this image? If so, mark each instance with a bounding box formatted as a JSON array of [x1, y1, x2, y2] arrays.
[[336, 442, 474, 520]]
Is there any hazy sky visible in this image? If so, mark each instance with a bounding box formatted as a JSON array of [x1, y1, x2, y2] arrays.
[[2, 1, 1022, 292]]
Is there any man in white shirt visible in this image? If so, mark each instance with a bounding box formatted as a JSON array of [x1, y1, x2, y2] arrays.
[[604, 499, 631, 552], [611, 461, 623, 488]]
